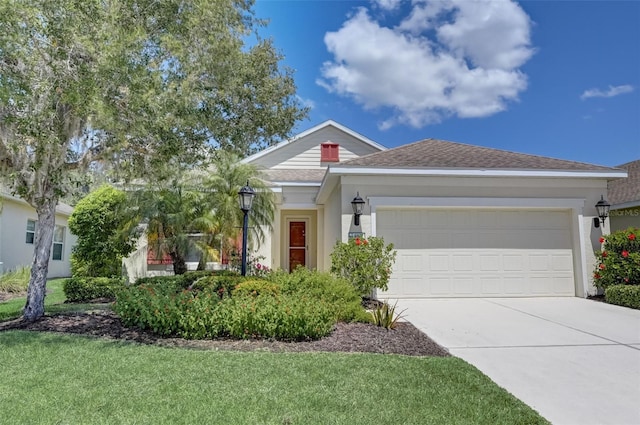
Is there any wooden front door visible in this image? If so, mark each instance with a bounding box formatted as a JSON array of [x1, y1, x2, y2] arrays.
[[289, 221, 306, 271]]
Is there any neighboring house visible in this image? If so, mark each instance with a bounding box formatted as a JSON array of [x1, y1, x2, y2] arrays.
[[246, 120, 626, 298], [0, 190, 76, 277], [607, 159, 640, 232]]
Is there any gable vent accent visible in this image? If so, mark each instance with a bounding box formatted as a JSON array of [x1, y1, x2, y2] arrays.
[[321, 142, 339, 162]]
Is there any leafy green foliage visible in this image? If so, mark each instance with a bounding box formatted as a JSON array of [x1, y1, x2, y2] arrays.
[[62, 277, 126, 302], [232, 279, 280, 297], [594, 227, 640, 289], [68, 185, 137, 277], [222, 294, 334, 341], [330, 236, 397, 296], [0, 266, 30, 293], [267, 267, 371, 323], [0, 0, 306, 320], [134, 271, 217, 291], [190, 274, 246, 298], [114, 268, 371, 340], [604, 284, 640, 309], [371, 301, 406, 329]]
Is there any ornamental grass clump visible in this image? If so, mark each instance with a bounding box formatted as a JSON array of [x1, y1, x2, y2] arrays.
[[0, 266, 30, 293], [594, 227, 640, 289], [330, 236, 397, 296], [371, 300, 405, 330]]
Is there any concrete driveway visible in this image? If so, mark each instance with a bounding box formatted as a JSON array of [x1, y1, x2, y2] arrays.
[[396, 297, 640, 425]]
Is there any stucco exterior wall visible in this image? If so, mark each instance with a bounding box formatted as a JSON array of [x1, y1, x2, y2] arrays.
[[322, 188, 342, 271], [0, 197, 75, 278], [332, 174, 609, 296]]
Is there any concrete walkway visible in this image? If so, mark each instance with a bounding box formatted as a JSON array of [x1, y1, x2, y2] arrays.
[[396, 297, 640, 425]]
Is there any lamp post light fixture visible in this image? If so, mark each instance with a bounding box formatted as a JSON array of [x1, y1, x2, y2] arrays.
[[594, 195, 611, 228], [238, 181, 256, 276], [351, 192, 366, 226]]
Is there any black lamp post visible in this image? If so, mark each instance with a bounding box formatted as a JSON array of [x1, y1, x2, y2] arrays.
[[351, 192, 365, 226], [238, 181, 255, 276], [594, 195, 611, 228]]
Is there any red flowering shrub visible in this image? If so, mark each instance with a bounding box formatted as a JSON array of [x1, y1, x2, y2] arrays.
[[330, 236, 397, 296], [594, 227, 640, 289]]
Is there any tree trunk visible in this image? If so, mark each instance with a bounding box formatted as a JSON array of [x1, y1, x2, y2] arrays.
[[171, 252, 188, 275], [23, 198, 57, 321]]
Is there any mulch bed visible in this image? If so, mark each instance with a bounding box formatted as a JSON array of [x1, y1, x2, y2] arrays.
[[0, 309, 449, 357]]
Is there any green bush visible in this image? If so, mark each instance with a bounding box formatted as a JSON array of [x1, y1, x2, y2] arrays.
[[63, 277, 126, 302], [133, 270, 216, 291], [114, 285, 334, 340], [68, 185, 137, 277], [605, 285, 640, 309], [0, 266, 30, 293], [190, 275, 247, 298], [594, 227, 640, 289], [222, 294, 334, 341], [232, 279, 280, 297], [267, 267, 371, 323], [330, 236, 397, 296]]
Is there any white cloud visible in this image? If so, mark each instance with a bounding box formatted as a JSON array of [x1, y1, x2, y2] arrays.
[[580, 85, 634, 100], [296, 95, 316, 109], [372, 0, 402, 11], [318, 0, 534, 129]]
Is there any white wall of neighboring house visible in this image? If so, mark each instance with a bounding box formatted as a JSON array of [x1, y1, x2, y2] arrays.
[[0, 194, 76, 278]]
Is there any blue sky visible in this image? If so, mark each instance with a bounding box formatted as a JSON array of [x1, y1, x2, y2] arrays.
[[254, 0, 639, 167]]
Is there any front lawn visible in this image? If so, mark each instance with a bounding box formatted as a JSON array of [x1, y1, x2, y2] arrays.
[[0, 279, 107, 321], [0, 331, 548, 425]]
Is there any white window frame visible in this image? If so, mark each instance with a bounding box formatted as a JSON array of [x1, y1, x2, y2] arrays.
[[26, 219, 36, 244], [52, 225, 65, 261]]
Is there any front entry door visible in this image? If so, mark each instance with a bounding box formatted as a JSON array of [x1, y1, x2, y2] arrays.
[[289, 221, 306, 271]]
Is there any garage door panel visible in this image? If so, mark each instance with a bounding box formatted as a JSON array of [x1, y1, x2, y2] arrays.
[[377, 209, 576, 298]]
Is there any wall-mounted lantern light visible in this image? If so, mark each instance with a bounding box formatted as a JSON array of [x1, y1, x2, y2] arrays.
[[351, 192, 365, 226], [238, 181, 255, 276], [593, 195, 611, 228]]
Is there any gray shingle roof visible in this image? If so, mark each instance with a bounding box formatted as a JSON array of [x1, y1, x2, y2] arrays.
[[264, 169, 326, 183], [338, 138, 619, 171], [608, 159, 640, 206]]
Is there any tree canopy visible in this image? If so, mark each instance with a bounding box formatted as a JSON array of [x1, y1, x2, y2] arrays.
[[0, 0, 306, 319]]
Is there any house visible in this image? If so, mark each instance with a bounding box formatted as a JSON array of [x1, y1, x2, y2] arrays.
[[0, 189, 76, 277], [607, 159, 640, 232], [246, 120, 626, 298]]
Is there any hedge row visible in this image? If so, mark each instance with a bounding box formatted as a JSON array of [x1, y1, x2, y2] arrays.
[[605, 284, 640, 310], [63, 277, 126, 302]]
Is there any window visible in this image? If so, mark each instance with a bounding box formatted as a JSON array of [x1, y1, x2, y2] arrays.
[[321, 142, 340, 162], [26, 219, 36, 244], [52, 225, 65, 261]]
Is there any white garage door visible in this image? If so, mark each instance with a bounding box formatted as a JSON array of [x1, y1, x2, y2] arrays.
[[377, 209, 575, 298]]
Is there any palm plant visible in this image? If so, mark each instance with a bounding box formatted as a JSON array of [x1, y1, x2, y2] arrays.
[[204, 151, 275, 251]]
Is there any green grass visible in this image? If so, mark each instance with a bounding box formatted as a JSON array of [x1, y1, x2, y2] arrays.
[[0, 331, 548, 425], [0, 278, 108, 321]]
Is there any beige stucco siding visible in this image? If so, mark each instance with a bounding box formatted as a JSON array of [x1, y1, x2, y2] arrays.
[[321, 188, 342, 271], [334, 175, 609, 296], [0, 198, 75, 277]]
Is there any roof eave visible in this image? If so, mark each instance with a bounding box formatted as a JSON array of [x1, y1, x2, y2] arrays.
[[327, 166, 628, 179]]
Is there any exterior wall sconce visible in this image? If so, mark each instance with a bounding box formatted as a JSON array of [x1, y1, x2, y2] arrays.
[[351, 192, 365, 226], [238, 181, 256, 276], [594, 195, 611, 228]]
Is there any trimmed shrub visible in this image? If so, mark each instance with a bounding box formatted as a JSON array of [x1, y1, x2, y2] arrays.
[[222, 294, 334, 340], [330, 236, 397, 296], [63, 277, 126, 302], [232, 279, 280, 297], [594, 227, 640, 289], [267, 267, 371, 323], [605, 285, 640, 309], [68, 185, 137, 277], [190, 274, 247, 298]]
